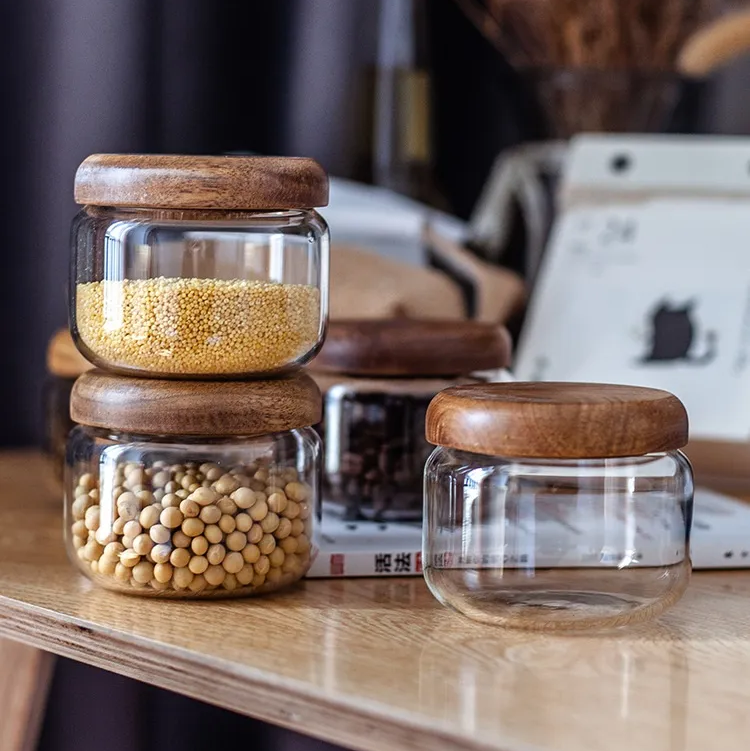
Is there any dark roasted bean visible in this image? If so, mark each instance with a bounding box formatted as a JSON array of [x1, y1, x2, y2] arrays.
[[318, 390, 433, 521]]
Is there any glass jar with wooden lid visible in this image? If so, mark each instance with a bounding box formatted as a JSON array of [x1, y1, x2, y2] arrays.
[[424, 382, 693, 630], [312, 320, 512, 521], [65, 370, 321, 598], [45, 329, 93, 485], [70, 154, 330, 378]]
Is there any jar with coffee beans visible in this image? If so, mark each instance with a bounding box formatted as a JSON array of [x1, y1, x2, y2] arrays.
[[312, 320, 512, 521], [65, 370, 321, 598]]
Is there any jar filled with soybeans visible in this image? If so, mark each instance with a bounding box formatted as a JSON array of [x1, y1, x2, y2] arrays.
[[424, 383, 694, 631], [65, 370, 321, 597], [71, 154, 329, 378], [312, 320, 511, 521]]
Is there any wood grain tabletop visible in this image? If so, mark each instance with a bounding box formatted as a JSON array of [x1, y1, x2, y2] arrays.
[[1, 452, 750, 751]]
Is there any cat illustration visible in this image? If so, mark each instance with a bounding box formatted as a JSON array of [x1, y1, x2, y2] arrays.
[[639, 300, 717, 365]]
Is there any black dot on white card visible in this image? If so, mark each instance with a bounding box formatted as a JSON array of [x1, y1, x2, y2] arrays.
[[610, 153, 633, 174]]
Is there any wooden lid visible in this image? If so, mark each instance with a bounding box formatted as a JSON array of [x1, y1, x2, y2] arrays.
[[47, 330, 93, 379], [74, 154, 329, 210], [426, 382, 689, 459], [71, 370, 322, 436], [311, 320, 512, 377]]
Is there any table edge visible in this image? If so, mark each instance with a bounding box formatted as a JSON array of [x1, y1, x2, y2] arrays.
[[0, 594, 514, 751]]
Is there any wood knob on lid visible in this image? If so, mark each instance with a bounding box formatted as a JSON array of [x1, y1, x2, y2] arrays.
[[312, 319, 512, 377], [74, 154, 329, 210], [426, 382, 689, 459], [71, 370, 322, 437]]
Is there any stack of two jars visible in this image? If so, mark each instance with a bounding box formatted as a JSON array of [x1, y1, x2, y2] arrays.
[[65, 155, 331, 598]]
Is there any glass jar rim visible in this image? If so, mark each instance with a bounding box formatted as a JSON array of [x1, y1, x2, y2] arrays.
[[80, 205, 320, 223], [78, 424, 317, 445], [429, 445, 683, 466]]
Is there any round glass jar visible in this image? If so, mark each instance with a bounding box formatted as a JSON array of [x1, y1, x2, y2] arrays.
[[313, 320, 511, 521], [45, 330, 93, 486], [70, 154, 330, 378], [424, 382, 693, 631], [65, 370, 321, 598]]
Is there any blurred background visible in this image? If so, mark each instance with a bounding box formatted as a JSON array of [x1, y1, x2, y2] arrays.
[[8, 0, 750, 446]]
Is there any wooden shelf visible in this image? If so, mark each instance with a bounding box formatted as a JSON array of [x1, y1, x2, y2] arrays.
[[2, 452, 750, 751]]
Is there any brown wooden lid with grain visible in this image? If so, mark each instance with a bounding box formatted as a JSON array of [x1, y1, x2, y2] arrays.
[[74, 154, 329, 210], [71, 370, 322, 437], [47, 330, 94, 379], [426, 382, 689, 459], [312, 320, 512, 377]]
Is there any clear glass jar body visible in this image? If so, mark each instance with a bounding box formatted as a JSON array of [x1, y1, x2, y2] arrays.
[[70, 207, 329, 378], [424, 448, 693, 630], [320, 379, 456, 521], [65, 426, 320, 598]]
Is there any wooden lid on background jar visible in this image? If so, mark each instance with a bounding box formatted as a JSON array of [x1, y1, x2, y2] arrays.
[[71, 370, 322, 437], [74, 154, 329, 210], [47, 330, 94, 379], [426, 382, 689, 459], [311, 320, 512, 377]]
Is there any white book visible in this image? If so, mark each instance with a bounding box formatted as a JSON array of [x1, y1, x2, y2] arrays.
[[307, 504, 422, 578], [306, 488, 750, 578]]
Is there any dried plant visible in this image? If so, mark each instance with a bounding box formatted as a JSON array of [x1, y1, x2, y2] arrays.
[[455, 0, 719, 70], [455, 0, 722, 135]]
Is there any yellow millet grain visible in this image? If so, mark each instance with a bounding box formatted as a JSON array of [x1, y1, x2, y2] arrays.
[[76, 277, 321, 374]]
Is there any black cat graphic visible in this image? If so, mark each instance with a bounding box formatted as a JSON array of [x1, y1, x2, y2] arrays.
[[640, 300, 717, 365]]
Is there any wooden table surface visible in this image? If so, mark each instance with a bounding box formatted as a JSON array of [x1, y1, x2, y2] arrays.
[[2, 451, 750, 751]]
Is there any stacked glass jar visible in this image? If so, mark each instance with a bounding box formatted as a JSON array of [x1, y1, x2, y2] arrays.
[[65, 154, 330, 598]]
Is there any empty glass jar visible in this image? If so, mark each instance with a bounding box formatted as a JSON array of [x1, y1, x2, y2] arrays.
[[424, 382, 693, 631], [70, 154, 330, 378], [65, 370, 321, 598], [313, 320, 511, 521]]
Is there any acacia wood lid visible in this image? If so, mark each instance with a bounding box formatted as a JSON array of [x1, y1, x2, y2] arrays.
[[47, 330, 94, 379], [311, 320, 512, 377], [71, 370, 322, 437], [74, 154, 329, 210], [426, 382, 689, 459]]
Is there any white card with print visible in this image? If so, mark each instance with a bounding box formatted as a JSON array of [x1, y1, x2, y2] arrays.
[[515, 198, 750, 440]]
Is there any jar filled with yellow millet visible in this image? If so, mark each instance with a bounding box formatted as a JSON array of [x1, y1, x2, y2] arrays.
[[65, 370, 321, 598], [70, 154, 330, 378]]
